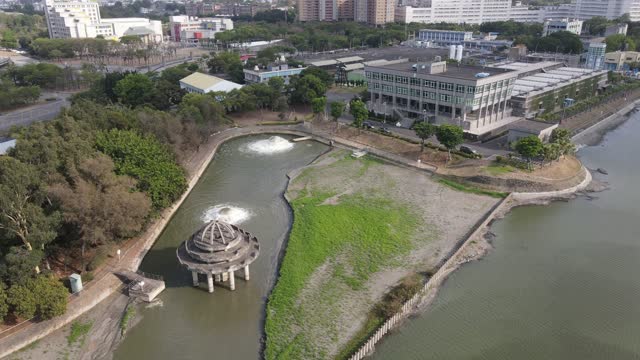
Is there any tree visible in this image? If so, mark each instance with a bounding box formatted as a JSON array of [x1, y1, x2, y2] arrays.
[[0, 157, 59, 256], [515, 135, 544, 169], [543, 142, 562, 162], [289, 74, 327, 104], [300, 67, 333, 87], [549, 128, 575, 156], [48, 155, 151, 267], [207, 51, 244, 83], [435, 124, 464, 161], [311, 97, 326, 120], [414, 122, 436, 151], [349, 99, 368, 128], [114, 73, 154, 108], [605, 34, 635, 52], [96, 129, 187, 210], [29, 275, 68, 319], [7, 283, 36, 318], [0, 284, 7, 320], [0, 247, 43, 286], [330, 101, 345, 122]]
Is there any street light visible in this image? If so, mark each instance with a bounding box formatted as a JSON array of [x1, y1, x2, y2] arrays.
[[383, 102, 387, 124], [423, 109, 427, 123]]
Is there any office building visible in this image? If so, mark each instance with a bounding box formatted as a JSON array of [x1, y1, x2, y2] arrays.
[[243, 63, 307, 85], [418, 29, 473, 45], [604, 50, 640, 70], [604, 23, 628, 36], [44, 0, 162, 41], [364, 60, 519, 135], [585, 42, 606, 69], [492, 61, 606, 118], [542, 18, 583, 36], [169, 16, 233, 43]]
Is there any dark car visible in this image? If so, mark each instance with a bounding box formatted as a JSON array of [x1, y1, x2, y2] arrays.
[[459, 145, 479, 155], [380, 127, 392, 135], [363, 121, 377, 129]]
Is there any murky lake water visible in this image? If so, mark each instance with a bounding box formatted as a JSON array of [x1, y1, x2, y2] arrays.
[[113, 134, 327, 360], [371, 115, 640, 359]]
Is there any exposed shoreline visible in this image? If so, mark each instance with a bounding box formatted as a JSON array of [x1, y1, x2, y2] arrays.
[[1, 98, 634, 359]]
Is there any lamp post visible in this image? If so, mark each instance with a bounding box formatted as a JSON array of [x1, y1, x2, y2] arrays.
[[423, 109, 427, 123], [383, 102, 387, 124]]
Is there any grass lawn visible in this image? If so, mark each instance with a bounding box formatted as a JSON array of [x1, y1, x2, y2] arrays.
[[264, 155, 419, 360], [438, 178, 508, 199], [484, 163, 516, 176]]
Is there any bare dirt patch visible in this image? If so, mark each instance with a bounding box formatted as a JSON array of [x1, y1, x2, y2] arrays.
[[274, 149, 499, 359]]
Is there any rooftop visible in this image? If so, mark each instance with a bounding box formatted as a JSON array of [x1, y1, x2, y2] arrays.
[[180, 72, 224, 89], [366, 62, 514, 80]]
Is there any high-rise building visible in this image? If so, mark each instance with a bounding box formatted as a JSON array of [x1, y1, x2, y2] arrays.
[[395, 0, 510, 24], [44, 0, 162, 41], [574, 0, 640, 21], [299, 0, 395, 23]]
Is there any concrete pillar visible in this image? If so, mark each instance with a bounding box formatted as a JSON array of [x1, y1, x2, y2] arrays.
[[215, 274, 222, 282], [207, 273, 214, 293], [222, 272, 229, 282], [244, 266, 250, 281], [192, 271, 199, 287], [229, 271, 235, 291]]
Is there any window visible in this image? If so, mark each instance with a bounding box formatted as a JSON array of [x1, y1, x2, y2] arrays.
[[476, 85, 484, 93], [467, 85, 475, 94], [410, 77, 421, 86], [455, 96, 464, 104], [372, 73, 380, 80], [496, 80, 502, 88], [410, 88, 421, 97], [439, 82, 453, 91], [382, 84, 393, 93], [439, 94, 451, 102], [373, 82, 380, 89], [490, 82, 496, 90], [381, 73, 390, 82], [456, 84, 466, 93], [473, 98, 480, 106], [396, 87, 408, 95], [396, 76, 408, 84], [365, 71, 371, 79], [424, 80, 437, 88]]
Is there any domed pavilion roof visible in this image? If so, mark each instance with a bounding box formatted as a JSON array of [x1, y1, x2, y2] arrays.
[[176, 220, 260, 274]]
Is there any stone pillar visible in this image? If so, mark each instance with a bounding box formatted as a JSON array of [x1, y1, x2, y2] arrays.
[[192, 271, 199, 287], [229, 271, 235, 291], [244, 266, 250, 281], [207, 273, 214, 293]]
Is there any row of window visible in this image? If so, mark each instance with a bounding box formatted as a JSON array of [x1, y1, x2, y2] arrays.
[[372, 83, 512, 100], [366, 71, 515, 94]]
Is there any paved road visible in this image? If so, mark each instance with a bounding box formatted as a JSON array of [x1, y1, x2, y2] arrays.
[[0, 93, 72, 133]]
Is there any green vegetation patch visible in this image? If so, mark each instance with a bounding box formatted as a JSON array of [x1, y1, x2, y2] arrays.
[[67, 321, 92, 346], [484, 163, 516, 176], [265, 185, 418, 359], [438, 178, 508, 199], [120, 304, 136, 335]]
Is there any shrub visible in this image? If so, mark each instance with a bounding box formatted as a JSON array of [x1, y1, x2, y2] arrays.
[[0, 285, 8, 320], [7, 284, 36, 319], [376, 274, 423, 318]]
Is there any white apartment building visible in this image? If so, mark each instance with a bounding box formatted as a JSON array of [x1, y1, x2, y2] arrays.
[[395, 0, 510, 24], [574, 0, 640, 21], [45, 0, 162, 41], [543, 18, 583, 35], [169, 16, 233, 43]]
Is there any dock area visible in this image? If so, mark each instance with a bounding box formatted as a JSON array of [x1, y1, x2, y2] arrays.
[[117, 270, 165, 302]]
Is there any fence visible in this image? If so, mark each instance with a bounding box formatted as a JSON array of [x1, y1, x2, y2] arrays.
[[348, 194, 513, 360]]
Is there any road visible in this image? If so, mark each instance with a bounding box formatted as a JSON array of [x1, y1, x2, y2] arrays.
[[0, 92, 72, 133]]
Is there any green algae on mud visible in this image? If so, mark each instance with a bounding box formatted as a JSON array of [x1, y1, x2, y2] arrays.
[[265, 152, 419, 360]]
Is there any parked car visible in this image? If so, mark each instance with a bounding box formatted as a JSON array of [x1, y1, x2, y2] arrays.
[[459, 145, 479, 155], [363, 121, 377, 129], [379, 127, 392, 135]]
